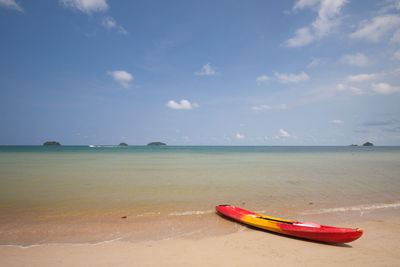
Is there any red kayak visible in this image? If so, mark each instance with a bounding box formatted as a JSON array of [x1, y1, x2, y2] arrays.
[[216, 205, 363, 243]]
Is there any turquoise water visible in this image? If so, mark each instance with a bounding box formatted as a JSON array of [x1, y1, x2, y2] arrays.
[[1, 146, 400, 245]]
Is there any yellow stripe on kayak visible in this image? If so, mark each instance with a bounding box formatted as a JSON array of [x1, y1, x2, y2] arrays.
[[242, 214, 287, 233]]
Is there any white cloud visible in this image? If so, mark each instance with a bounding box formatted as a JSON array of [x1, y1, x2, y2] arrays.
[[167, 99, 199, 110], [0, 0, 23, 12], [308, 57, 328, 68], [311, 0, 348, 38], [252, 104, 287, 111], [108, 70, 133, 88], [330, 119, 343, 124], [372, 83, 400, 95], [293, 0, 319, 10], [340, 53, 370, 67], [195, 64, 217, 76], [337, 83, 345, 90], [256, 75, 270, 83], [258, 71, 310, 84], [346, 73, 378, 82], [350, 14, 400, 43], [286, 0, 348, 47], [391, 29, 400, 43], [60, 0, 108, 13], [102, 16, 116, 28], [348, 86, 363, 94], [274, 71, 310, 83], [235, 133, 245, 139], [392, 0, 400, 10], [102, 17, 128, 35], [393, 49, 400, 61], [284, 27, 314, 47], [338, 69, 400, 96], [279, 129, 291, 137], [337, 83, 364, 94], [381, 0, 400, 12]]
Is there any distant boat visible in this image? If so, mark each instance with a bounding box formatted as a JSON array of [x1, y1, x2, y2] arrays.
[[89, 145, 95, 148]]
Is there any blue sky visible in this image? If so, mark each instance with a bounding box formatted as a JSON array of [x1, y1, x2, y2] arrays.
[[1, 0, 400, 145]]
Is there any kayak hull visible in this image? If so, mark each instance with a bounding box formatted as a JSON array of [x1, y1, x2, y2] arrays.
[[216, 205, 363, 243]]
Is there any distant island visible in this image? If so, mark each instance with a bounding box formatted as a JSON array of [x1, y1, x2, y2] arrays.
[[147, 142, 166, 146], [118, 142, 128, 146], [43, 141, 61, 146], [349, 142, 374, 147]]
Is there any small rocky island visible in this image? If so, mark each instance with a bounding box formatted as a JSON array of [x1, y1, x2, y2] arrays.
[[363, 142, 374, 146], [118, 142, 128, 146], [43, 141, 61, 146], [147, 142, 166, 146]]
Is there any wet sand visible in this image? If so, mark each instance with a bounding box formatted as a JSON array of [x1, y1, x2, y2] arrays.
[[1, 216, 399, 267]]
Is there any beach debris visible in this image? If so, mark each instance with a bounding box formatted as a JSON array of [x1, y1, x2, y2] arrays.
[[121, 216, 127, 219]]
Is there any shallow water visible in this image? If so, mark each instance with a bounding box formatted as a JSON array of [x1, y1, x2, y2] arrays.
[[1, 146, 399, 245]]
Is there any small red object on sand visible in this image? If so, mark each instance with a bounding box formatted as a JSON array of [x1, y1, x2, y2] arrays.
[[121, 216, 127, 219]]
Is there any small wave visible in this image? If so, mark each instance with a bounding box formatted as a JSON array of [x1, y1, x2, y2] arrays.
[[137, 212, 161, 217], [301, 202, 400, 215], [0, 237, 123, 249], [168, 210, 214, 216]]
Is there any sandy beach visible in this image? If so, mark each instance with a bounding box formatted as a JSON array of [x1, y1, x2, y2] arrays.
[[1, 216, 399, 267]]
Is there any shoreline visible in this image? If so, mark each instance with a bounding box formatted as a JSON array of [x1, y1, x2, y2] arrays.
[[1, 216, 399, 266], [1, 203, 399, 247]]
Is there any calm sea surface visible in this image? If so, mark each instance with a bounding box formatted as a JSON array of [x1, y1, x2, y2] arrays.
[[1, 146, 400, 245]]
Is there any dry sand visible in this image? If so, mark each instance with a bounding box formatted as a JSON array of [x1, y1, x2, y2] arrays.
[[1, 217, 399, 267]]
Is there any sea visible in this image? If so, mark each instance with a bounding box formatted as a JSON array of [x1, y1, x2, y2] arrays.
[[0, 146, 399, 246]]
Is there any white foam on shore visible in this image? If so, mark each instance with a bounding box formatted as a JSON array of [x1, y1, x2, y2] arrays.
[[168, 210, 214, 216], [0, 237, 124, 249], [137, 210, 215, 217], [136, 212, 161, 217], [301, 202, 400, 215]]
